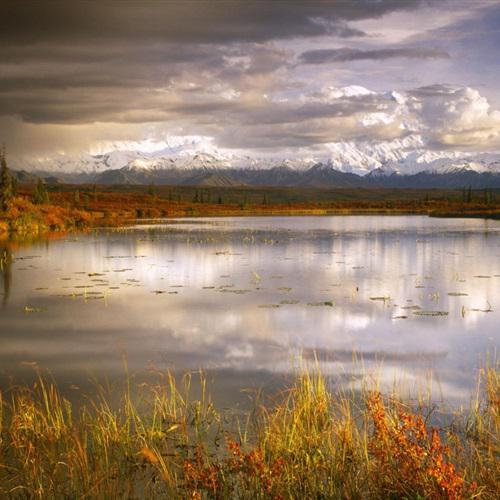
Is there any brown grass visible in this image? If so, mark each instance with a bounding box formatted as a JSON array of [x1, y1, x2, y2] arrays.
[[0, 364, 498, 498]]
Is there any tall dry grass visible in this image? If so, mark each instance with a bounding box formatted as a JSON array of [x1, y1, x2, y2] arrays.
[[0, 365, 498, 499]]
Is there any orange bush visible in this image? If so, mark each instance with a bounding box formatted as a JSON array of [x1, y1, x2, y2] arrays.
[[367, 392, 476, 499], [183, 440, 285, 499]]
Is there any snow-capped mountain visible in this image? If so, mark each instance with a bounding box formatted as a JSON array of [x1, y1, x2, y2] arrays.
[[323, 135, 500, 176], [14, 133, 500, 176], [10, 134, 500, 188]]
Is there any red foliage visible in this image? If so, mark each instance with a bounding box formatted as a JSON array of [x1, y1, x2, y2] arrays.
[[182, 440, 285, 499], [367, 392, 476, 499]]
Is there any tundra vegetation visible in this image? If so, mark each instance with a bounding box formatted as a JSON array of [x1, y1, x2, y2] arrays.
[[0, 365, 497, 498], [1, 154, 499, 241], [0, 183, 497, 238]]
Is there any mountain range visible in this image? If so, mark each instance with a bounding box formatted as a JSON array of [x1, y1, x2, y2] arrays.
[[11, 135, 500, 189]]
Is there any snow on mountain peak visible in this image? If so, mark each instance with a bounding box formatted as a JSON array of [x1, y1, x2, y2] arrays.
[[10, 133, 500, 178]]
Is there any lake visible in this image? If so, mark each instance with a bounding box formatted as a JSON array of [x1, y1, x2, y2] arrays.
[[1, 215, 498, 407]]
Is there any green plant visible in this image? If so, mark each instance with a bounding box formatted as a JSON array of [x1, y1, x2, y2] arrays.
[[0, 149, 13, 212], [32, 179, 50, 205]]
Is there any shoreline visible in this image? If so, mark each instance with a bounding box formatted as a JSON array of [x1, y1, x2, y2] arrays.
[[1, 189, 499, 242], [2, 208, 499, 244]]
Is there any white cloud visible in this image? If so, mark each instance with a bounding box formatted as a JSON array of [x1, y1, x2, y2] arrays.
[[5, 83, 500, 166], [409, 85, 500, 149]]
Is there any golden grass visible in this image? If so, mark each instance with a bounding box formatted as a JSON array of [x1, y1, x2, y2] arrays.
[[0, 365, 498, 499]]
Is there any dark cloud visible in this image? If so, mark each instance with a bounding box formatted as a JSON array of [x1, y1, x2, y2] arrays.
[[1, 0, 498, 157], [2, 1, 433, 46], [0, 0, 437, 127], [298, 46, 450, 64], [407, 83, 460, 98], [233, 94, 392, 126]]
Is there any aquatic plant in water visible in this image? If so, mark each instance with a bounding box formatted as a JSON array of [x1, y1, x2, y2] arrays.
[[0, 364, 497, 498]]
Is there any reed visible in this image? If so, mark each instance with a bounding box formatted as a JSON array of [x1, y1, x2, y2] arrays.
[[0, 364, 497, 498]]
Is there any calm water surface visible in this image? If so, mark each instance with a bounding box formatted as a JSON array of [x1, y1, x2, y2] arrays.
[[1, 216, 499, 406]]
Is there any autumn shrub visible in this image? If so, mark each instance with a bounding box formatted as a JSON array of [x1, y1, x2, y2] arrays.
[[0, 360, 497, 498], [367, 392, 475, 499]]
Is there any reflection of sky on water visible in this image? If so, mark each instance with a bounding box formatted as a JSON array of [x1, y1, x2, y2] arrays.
[[0, 216, 498, 406]]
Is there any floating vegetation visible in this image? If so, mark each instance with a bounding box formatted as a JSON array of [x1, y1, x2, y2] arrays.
[[251, 271, 261, 283], [471, 302, 493, 313], [307, 301, 334, 307], [392, 315, 408, 319], [448, 292, 468, 297], [401, 305, 422, 310], [369, 296, 390, 302], [413, 310, 448, 317], [152, 290, 166, 294], [277, 287, 292, 292], [219, 289, 251, 295], [280, 299, 300, 305], [474, 275, 491, 278], [23, 306, 42, 313], [258, 304, 280, 308]]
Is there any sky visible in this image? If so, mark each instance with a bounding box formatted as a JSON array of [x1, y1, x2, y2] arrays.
[[2, 0, 500, 164]]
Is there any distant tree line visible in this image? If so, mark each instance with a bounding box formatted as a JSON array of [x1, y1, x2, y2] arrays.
[[0, 148, 17, 212], [0, 149, 55, 208], [33, 178, 50, 204], [462, 186, 495, 204]]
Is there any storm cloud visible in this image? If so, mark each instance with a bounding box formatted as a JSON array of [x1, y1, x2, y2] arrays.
[[2, 1, 433, 45], [298, 47, 450, 64], [1, 0, 499, 160]]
